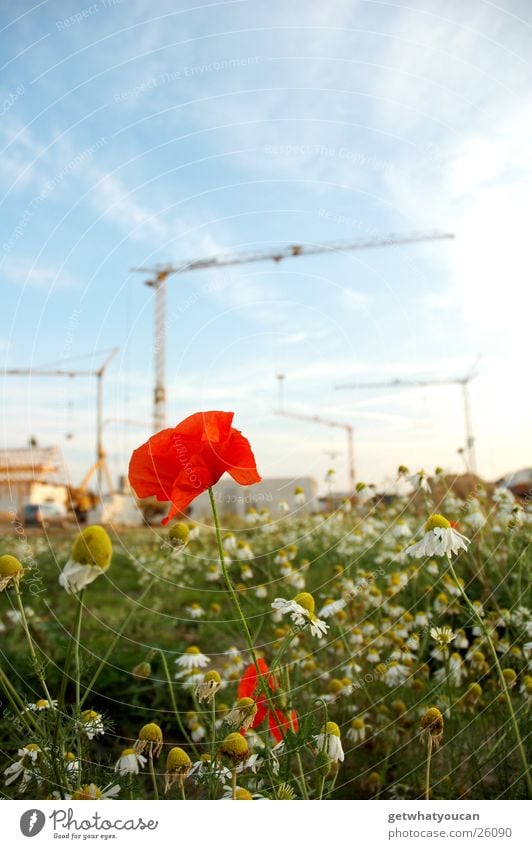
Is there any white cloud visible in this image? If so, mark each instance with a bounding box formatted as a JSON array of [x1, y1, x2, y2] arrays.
[[2, 258, 79, 291]]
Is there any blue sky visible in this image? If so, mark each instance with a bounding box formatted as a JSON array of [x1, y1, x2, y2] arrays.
[[1, 0, 531, 492]]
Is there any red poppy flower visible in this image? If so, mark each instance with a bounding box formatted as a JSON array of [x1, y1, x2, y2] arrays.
[[238, 659, 298, 743], [128, 411, 261, 525]]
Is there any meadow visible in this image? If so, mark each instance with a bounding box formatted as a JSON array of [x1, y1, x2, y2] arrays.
[[0, 468, 530, 801]]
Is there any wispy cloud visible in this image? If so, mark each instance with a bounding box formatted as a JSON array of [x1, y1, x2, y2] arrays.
[[2, 258, 79, 291]]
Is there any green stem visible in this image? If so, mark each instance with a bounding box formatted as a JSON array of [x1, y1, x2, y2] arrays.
[[148, 753, 159, 800], [73, 590, 85, 789], [208, 487, 287, 741], [0, 666, 40, 736], [295, 752, 309, 799], [57, 590, 85, 712], [443, 651, 455, 773], [159, 650, 200, 760], [209, 695, 217, 800], [52, 589, 87, 799], [13, 581, 52, 703], [447, 557, 532, 797], [270, 631, 297, 672], [327, 769, 339, 800], [74, 589, 85, 710], [80, 577, 156, 708], [231, 766, 237, 800], [425, 735, 433, 801]]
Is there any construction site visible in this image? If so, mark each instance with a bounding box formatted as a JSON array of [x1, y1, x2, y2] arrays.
[[3, 221, 531, 528], [4, 229, 529, 530]]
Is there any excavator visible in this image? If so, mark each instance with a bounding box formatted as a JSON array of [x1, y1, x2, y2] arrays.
[[67, 452, 113, 523]]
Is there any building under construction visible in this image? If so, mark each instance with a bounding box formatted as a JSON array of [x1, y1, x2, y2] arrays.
[[0, 445, 68, 515]]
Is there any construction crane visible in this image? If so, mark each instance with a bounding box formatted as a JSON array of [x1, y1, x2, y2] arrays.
[[274, 374, 355, 491], [335, 358, 480, 474], [132, 230, 454, 433], [4, 348, 118, 493]]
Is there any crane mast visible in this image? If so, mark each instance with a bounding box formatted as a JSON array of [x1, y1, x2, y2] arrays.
[[133, 230, 454, 434], [335, 360, 479, 474], [5, 348, 118, 493]]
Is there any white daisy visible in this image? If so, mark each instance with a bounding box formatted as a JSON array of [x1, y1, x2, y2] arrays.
[[223, 533, 237, 551], [3, 744, 43, 789], [175, 646, 210, 670], [318, 598, 346, 618], [185, 602, 205, 619], [346, 717, 369, 743], [115, 748, 147, 776], [25, 698, 57, 712], [405, 515, 470, 559], [314, 722, 344, 762], [271, 594, 329, 639], [59, 560, 106, 594], [430, 625, 456, 646], [407, 470, 431, 492], [392, 521, 412, 539], [79, 710, 105, 740], [70, 782, 121, 800], [294, 487, 305, 505], [384, 662, 410, 687]]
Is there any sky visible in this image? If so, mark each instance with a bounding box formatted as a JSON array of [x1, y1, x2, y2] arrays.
[[1, 0, 531, 494]]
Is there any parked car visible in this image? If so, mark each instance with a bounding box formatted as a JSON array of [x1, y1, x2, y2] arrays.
[[23, 502, 68, 528]]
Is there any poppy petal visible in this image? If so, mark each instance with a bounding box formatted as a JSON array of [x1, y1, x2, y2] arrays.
[[268, 707, 298, 742], [175, 411, 234, 444], [223, 429, 262, 485], [128, 428, 182, 500]]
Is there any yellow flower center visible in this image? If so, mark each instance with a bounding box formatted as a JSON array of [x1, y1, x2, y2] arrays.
[[204, 670, 221, 684], [139, 722, 163, 742], [294, 592, 315, 615], [425, 514, 451, 532], [322, 721, 341, 737], [0, 555, 23, 577], [234, 787, 253, 800], [72, 785, 102, 800], [420, 707, 444, 737], [220, 732, 249, 761], [71, 525, 112, 570], [168, 522, 189, 545], [81, 710, 99, 723], [186, 646, 201, 655], [166, 746, 192, 771]]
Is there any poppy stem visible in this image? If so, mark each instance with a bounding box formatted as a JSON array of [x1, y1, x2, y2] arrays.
[[208, 487, 288, 744]]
